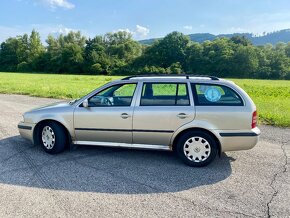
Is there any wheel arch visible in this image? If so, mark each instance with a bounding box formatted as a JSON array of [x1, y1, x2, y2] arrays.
[[33, 119, 72, 146], [172, 127, 221, 156]]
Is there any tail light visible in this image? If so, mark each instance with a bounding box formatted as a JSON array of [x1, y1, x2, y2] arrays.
[[252, 111, 257, 129]]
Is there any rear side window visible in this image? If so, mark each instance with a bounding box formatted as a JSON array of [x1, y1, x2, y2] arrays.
[[140, 83, 190, 106], [192, 84, 243, 106]]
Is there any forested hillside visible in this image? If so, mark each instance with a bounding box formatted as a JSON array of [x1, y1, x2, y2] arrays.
[[1, 30, 290, 79], [140, 29, 290, 46]]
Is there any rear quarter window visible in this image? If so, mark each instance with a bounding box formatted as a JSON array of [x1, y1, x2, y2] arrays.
[[191, 83, 244, 106]]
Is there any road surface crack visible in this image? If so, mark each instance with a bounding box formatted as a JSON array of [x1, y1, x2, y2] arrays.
[[266, 139, 289, 218]]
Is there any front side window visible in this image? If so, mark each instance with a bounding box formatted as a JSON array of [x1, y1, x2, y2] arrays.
[[88, 83, 136, 107], [192, 83, 243, 106], [140, 83, 190, 106]]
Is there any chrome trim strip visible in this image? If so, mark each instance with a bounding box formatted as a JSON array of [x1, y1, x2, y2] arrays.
[[73, 141, 170, 150]]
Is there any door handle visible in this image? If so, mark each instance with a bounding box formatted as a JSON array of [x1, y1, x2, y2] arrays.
[[177, 113, 189, 119], [121, 113, 130, 119]]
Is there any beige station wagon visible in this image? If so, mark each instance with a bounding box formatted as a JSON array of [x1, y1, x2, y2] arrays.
[[18, 75, 260, 167]]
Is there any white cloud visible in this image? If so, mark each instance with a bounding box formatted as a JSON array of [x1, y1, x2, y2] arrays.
[[114, 25, 150, 39], [215, 12, 290, 35], [183, 25, 193, 31], [116, 28, 135, 35], [0, 26, 24, 42], [226, 27, 248, 33], [30, 24, 78, 36], [246, 12, 290, 35], [42, 0, 75, 9], [136, 25, 150, 38], [53, 26, 76, 35], [0, 24, 85, 43]]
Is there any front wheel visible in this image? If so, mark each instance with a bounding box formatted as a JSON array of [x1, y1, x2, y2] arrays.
[[176, 131, 218, 167], [40, 122, 67, 154]]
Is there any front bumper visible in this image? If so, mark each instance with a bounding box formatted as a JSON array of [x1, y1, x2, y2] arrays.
[[217, 127, 261, 152], [18, 122, 35, 143]]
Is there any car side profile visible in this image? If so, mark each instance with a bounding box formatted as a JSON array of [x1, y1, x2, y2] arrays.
[[18, 75, 260, 167]]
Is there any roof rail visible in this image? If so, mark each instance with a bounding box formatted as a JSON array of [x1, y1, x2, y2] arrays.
[[121, 74, 219, 81]]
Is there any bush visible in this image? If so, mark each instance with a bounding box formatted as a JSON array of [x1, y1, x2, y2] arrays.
[[17, 62, 30, 72]]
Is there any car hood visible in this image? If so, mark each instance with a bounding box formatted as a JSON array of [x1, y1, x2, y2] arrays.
[[28, 101, 71, 112]]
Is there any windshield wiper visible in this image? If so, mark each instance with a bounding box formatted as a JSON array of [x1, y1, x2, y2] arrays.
[[69, 99, 79, 104]]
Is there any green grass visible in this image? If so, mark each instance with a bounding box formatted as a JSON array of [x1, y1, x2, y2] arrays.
[[0, 72, 122, 99], [0, 72, 289, 127], [232, 79, 290, 127]]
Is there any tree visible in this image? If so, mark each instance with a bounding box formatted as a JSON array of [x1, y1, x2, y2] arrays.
[[231, 45, 258, 78], [268, 51, 289, 79], [142, 31, 190, 69], [230, 35, 252, 46], [84, 36, 110, 74], [0, 29, 290, 79], [27, 30, 45, 71], [45, 31, 86, 73], [185, 42, 204, 74], [104, 32, 142, 63], [0, 38, 17, 71], [201, 38, 234, 77], [45, 35, 63, 72]]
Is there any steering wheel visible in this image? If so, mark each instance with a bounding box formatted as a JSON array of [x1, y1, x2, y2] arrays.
[[103, 97, 113, 106], [89, 96, 113, 106]]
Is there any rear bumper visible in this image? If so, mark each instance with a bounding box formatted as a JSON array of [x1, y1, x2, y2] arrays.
[[217, 127, 260, 152], [18, 122, 35, 143]]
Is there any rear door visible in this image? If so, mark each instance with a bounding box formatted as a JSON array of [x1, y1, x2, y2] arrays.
[[132, 81, 195, 146]]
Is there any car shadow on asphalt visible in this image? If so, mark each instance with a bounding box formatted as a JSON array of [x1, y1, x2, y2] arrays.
[[0, 136, 234, 194]]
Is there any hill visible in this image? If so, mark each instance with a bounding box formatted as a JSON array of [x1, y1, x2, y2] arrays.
[[140, 29, 290, 45]]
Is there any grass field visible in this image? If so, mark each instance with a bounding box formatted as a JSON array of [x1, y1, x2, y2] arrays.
[[0, 72, 289, 127]]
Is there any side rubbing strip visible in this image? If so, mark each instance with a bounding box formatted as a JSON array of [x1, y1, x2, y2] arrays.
[[18, 125, 32, 130], [220, 132, 259, 137], [75, 128, 174, 133], [133, 129, 174, 133], [75, 128, 131, 132]]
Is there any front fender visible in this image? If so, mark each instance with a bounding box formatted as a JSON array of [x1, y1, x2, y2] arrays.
[[26, 109, 75, 140]]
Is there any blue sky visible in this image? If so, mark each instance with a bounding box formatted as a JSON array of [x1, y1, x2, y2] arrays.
[[1, 0, 290, 41]]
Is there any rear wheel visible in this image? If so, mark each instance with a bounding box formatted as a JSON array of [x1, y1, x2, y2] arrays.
[[39, 122, 67, 154], [176, 130, 217, 167]]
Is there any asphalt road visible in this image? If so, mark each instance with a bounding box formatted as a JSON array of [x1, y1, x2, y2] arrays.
[[0, 94, 289, 218]]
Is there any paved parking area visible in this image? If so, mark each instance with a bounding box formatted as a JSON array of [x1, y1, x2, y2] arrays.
[[0, 94, 289, 217]]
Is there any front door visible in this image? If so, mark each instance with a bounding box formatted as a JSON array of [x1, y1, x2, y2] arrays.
[[133, 82, 195, 146], [74, 83, 137, 143]]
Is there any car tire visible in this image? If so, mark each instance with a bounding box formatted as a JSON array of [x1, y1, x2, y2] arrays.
[[176, 130, 218, 167], [39, 122, 67, 154]]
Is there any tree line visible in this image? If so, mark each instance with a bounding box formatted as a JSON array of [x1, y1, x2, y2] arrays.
[[0, 30, 290, 79]]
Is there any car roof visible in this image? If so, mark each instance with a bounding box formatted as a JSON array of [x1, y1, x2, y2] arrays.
[[122, 75, 219, 81], [118, 75, 233, 85]]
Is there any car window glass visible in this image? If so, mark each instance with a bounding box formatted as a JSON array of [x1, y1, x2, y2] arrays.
[[192, 84, 243, 106], [88, 83, 136, 107], [140, 83, 190, 106]]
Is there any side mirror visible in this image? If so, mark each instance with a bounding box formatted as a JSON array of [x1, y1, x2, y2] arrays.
[[83, 99, 89, 108]]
